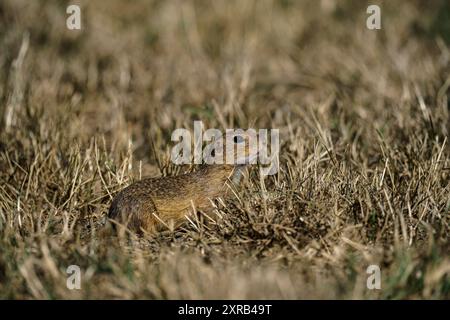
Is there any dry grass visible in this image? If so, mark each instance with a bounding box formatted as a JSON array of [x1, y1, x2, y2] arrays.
[[0, 0, 449, 299]]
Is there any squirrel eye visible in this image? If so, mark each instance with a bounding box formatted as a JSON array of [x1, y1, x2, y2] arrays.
[[234, 136, 244, 143]]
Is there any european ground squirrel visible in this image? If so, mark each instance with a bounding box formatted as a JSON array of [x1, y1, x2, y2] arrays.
[[107, 132, 258, 235]]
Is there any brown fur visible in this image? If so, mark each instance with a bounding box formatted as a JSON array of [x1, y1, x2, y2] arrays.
[[108, 164, 242, 235], [107, 131, 257, 235]]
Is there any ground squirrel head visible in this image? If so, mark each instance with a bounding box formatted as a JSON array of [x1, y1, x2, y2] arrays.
[[203, 130, 259, 166]]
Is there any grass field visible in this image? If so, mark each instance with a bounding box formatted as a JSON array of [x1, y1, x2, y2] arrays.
[[0, 0, 449, 299]]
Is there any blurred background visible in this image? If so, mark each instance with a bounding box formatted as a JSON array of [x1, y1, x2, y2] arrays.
[[1, 0, 449, 166]]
